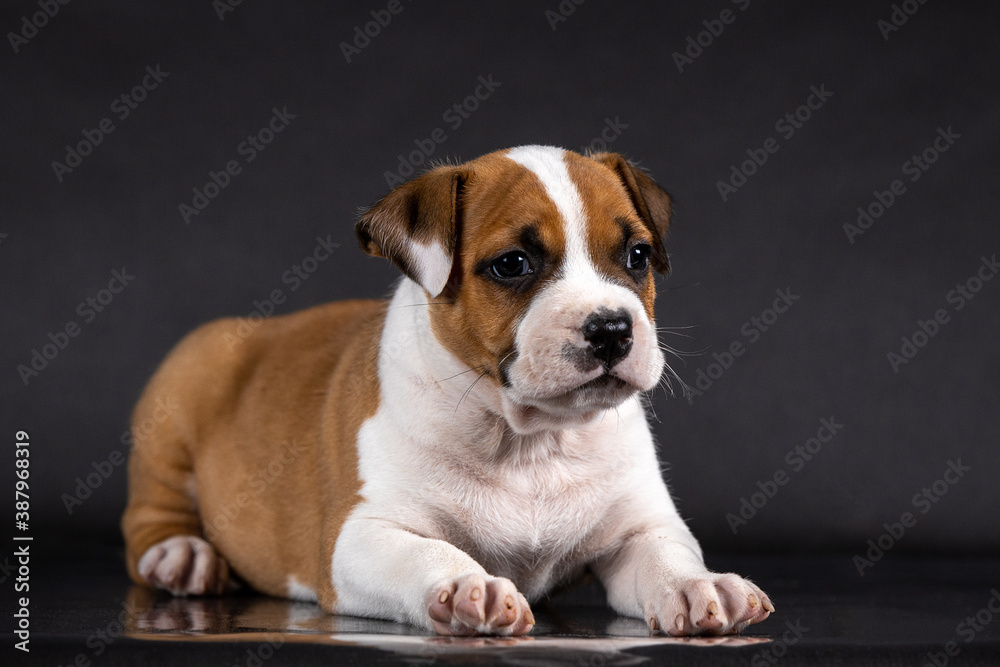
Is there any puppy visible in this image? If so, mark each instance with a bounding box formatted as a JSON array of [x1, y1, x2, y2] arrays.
[[122, 145, 773, 636]]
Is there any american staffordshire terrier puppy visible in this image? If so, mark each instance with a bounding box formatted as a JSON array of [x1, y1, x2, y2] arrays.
[[122, 145, 773, 636]]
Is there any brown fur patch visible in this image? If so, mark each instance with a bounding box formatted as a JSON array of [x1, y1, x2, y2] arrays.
[[425, 149, 666, 378], [564, 152, 659, 321], [427, 150, 570, 384], [122, 300, 384, 610], [588, 152, 673, 274], [122, 147, 674, 614]]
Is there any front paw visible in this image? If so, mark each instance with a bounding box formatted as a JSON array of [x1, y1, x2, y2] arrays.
[[426, 573, 534, 636], [646, 573, 773, 636]]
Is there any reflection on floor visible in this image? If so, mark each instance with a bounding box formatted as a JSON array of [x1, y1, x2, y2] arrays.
[[24, 549, 1000, 666], [122, 584, 768, 662]]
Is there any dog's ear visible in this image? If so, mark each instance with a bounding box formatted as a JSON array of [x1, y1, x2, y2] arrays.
[[356, 166, 468, 297], [591, 152, 673, 274]]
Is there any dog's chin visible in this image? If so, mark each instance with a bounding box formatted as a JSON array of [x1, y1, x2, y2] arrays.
[[555, 373, 636, 408], [500, 373, 640, 435]]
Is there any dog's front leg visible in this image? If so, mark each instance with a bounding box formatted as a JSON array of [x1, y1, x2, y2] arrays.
[[330, 516, 535, 636], [593, 527, 773, 636]]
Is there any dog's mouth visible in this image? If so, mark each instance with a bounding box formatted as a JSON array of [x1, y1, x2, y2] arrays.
[[525, 371, 636, 412], [575, 372, 629, 394], [499, 371, 638, 434]]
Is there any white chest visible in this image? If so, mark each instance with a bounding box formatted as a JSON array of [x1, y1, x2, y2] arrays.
[[428, 435, 624, 597]]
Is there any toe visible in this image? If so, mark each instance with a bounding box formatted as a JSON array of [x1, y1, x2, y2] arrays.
[[485, 581, 533, 635], [137, 545, 166, 582], [654, 589, 689, 637], [185, 540, 216, 595], [511, 593, 535, 636], [687, 580, 726, 633], [428, 583, 455, 625], [158, 541, 194, 592], [484, 581, 519, 629], [453, 575, 487, 628], [711, 573, 774, 633]]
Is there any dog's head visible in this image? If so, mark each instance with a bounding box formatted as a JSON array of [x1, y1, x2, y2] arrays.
[[357, 145, 672, 434]]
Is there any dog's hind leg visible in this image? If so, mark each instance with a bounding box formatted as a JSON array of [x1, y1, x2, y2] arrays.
[[121, 390, 231, 596]]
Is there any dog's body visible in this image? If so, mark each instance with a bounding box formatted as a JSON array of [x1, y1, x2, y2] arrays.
[[123, 146, 772, 636]]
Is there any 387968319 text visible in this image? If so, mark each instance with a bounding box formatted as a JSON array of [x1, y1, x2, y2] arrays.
[[14, 430, 32, 653]]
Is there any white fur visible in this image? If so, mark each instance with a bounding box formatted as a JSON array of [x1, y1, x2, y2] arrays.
[[133, 147, 770, 635], [328, 147, 760, 634], [503, 146, 664, 432], [332, 277, 708, 631], [137, 535, 221, 597], [408, 237, 452, 297], [506, 145, 588, 255], [287, 576, 318, 602]]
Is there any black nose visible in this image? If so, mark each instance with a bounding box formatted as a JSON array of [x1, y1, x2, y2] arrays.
[[582, 310, 633, 368]]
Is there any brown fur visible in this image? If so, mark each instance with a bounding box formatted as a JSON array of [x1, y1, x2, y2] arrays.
[[429, 152, 569, 383], [122, 148, 671, 614], [360, 149, 671, 388], [122, 300, 385, 610], [566, 153, 663, 320]]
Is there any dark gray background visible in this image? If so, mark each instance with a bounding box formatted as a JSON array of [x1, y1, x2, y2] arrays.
[[2, 0, 997, 559]]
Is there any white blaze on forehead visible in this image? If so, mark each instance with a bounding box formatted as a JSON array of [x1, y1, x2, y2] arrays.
[[499, 147, 665, 423], [505, 145, 590, 270]]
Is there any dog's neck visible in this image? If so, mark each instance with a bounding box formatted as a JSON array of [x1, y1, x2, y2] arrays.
[[379, 278, 618, 459]]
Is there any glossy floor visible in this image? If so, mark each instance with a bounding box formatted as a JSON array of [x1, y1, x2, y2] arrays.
[[12, 547, 1000, 666]]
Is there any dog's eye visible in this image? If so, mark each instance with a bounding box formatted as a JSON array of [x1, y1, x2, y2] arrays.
[[627, 244, 651, 271], [491, 252, 533, 279]]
